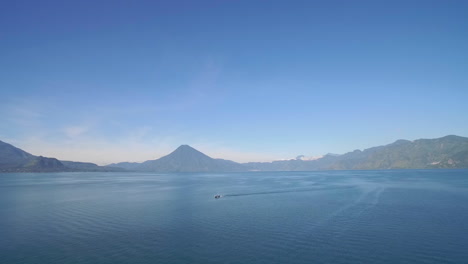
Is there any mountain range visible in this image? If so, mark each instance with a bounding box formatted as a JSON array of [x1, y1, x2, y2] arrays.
[[109, 145, 245, 172], [1, 135, 468, 173], [0, 140, 123, 172], [244, 135, 468, 171]]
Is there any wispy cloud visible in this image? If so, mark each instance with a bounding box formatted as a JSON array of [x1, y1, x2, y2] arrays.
[[63, 125, 89, 138]]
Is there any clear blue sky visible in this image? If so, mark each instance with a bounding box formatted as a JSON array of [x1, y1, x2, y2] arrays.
[[1, 0, 467, 164]]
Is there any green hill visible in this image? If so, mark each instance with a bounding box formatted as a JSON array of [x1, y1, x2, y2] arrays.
[[244, 135, 468, 171]]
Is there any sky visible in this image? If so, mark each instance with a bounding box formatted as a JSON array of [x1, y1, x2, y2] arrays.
[[1, 0, 468, 165]]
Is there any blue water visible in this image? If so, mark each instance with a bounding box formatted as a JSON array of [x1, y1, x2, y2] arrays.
[[1, 170, 468, 263]]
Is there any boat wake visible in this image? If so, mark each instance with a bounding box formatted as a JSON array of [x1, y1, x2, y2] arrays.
[[222, 186, 355, 198]]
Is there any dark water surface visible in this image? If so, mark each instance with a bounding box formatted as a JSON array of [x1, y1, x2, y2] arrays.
[[1, 170, 468, 263]]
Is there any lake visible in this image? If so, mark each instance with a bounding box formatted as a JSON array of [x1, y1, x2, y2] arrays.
[[1, 170, 468, 263]]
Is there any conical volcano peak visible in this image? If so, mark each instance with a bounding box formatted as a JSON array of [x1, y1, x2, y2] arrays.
[[160, 145, 212, 163], [172, 145, 202, 154], [136, 144, 245, 172], [176, 144, 194, 150]]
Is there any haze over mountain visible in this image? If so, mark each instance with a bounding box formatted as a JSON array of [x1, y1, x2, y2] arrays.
[[108, 135, 468, 172], [244, 135, 468, 171], [2, 135, 468, 173], [0, 140, 123, 172], [111, 145, 245, 172]]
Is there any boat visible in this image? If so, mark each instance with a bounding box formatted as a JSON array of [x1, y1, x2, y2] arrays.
[[214, 194, 221, 199]]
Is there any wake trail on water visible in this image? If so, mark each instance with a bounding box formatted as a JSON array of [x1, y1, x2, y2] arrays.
[[222, 186, 355, 198]]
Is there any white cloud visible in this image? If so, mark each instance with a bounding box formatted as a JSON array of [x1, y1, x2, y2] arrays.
[[63, 125, 89, 138], [296, 155, 324, 161]]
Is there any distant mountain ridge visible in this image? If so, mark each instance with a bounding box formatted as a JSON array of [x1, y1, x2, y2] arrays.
[[243, 135, 468, 171], [339, 135, 468, 170], [112, 145, 246, 172], [2, 135, 468, 173], [0, 140, 123, 172]]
